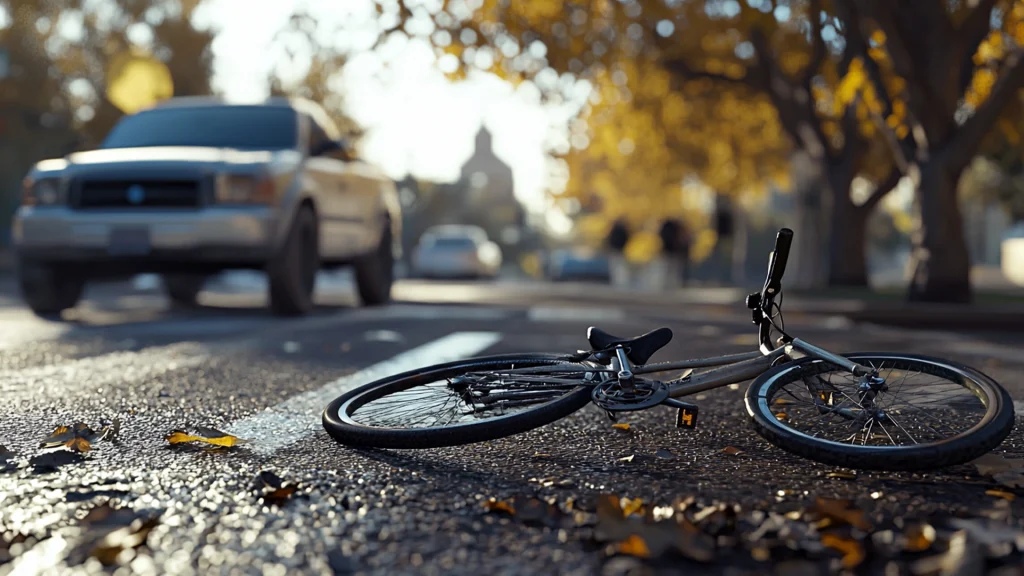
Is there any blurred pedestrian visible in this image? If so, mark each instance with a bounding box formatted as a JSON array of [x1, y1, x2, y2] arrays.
[[659, 218, 690, 290], [606, 219, 630, 288]]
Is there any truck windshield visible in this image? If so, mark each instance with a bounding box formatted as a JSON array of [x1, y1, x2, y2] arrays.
[[101, 106, 298, 151]]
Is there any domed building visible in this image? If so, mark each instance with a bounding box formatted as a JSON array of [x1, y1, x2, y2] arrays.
[[456, 125, 525, 247]]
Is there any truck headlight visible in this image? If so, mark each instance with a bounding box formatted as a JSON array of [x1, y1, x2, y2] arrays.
[[22, 177, 62, 206], [216, 174, 276, 204]]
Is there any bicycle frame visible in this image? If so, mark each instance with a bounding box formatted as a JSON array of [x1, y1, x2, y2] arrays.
[[598, 229, 877, 402], [612, 337, 872, 402]]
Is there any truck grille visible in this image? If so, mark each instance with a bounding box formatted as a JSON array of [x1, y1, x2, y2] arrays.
[[74, 179, 203, 209]]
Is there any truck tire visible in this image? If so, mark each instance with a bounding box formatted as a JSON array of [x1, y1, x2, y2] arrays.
[[354, 224, 394, 306], [17, 260, 86, 317], [267, 205, 319, 316], [162, 274, 207, 308]]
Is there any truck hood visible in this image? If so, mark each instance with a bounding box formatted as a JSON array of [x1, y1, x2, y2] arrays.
[[32, 146, 302, 177]]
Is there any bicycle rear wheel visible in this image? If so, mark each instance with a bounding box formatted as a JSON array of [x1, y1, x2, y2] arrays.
[[322, 353, 603, 449], [745, 352, 1015, 471]]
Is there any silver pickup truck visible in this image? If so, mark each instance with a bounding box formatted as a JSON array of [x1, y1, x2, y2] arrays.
[[12, 97, 401, 317]]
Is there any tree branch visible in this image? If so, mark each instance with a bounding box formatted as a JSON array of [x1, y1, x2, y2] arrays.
[[862, 166, 902, 213], [856, 1, 916, 80], [950, 48, 1024, 173], [855, 0, 942, 147], [835, 2, 894, 115], [803, 0, 826, 85], [957, 0, 1001, 95], [661, 58, 761, 89]]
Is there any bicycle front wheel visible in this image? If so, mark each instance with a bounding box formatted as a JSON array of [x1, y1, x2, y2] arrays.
[[745, 352, 1015, 471], [323, 353, 602, 449]]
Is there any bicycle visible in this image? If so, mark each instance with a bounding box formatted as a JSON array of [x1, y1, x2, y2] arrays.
[[323, 229, 1016, 471]]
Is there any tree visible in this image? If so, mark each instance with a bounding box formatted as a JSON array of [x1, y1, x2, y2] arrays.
[[559, 56, 791, 233], [842, 1, 1024, 302], [268, 9, 363, 144], [1, 0, 216, 147], [361, 0, 1024, 301], [361, 0, 899, 288], [0, 0, 74, 119]]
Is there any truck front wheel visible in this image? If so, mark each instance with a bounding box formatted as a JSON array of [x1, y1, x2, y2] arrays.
[[18, 259, 86, 317]]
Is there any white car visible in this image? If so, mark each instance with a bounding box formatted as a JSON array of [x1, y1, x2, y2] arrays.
[[12, 97, 402, 317], [411, 225, 502, 279]]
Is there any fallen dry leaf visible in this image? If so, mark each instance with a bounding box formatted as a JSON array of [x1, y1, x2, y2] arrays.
[[621, 498, 645, 518], [985, 489, 1016, 501], [903, 523, 936, 552], [98, 419, 121, 442], [41, 423, 97, 453], [254, 471, 299, 506], [821, 533, 865, 568], [911, 530, 985, 576], [165, 427, 245, 448], [482, 496, 565, 528], [515, 498, 565, 527], [67, 504, 162, 567], [655, 448, 675, 460], [594, 494, 715, 562], [812, 498, 873, 531], [484, 498, 515, 515], [90, 517, 159, 566], [611, 423, 631, 431], [615, 534, 650, 558], [618, 455, 635, 463], [722, 446, 744, 456], [826, 471, 856, 480]]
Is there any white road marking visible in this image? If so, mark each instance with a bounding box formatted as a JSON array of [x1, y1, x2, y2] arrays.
[[528, 305, 626, 323], [0, 343, 212, 396], [365, 304, 510, 321], [224, 331, 503, 455], [0, 311, 73, 350]]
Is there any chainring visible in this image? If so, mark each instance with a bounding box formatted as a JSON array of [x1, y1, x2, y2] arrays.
[[591, 378, 670, 411]]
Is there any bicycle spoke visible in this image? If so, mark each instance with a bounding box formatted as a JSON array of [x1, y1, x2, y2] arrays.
[[763, 357, 990, 449], [349, 368, 594, 429]]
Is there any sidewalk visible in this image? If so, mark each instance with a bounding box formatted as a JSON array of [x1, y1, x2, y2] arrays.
[[670, 286, 1024, 332], [537, 280, 1024, 332]]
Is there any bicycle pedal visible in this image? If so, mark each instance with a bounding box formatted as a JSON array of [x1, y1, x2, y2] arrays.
[[675, 403, 699, 429]]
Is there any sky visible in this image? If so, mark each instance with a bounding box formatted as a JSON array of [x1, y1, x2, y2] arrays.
[[192, 0, 589, 221]]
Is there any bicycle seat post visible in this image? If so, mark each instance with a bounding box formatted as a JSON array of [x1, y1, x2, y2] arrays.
[[613, 346, 635, 391]]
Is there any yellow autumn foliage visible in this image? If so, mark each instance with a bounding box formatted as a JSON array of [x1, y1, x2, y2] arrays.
[[387, 0, 1024, 250]]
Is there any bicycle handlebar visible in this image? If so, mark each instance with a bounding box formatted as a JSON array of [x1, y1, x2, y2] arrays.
[[754, 228, 794, 355], [763, 228, 793, 295]]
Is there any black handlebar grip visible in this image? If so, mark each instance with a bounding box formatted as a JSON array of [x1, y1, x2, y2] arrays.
[[766, 228, 794, 290]]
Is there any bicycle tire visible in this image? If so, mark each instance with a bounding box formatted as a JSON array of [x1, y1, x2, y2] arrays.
[[745, 352, 1015, 471], [323, 353, 598, 449]]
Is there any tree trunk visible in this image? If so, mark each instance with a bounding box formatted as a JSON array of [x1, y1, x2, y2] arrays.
[[823, 165, 871, 287], [828, 205, 870, 287], [907, 161, 972, 302], [731, 203, 748, 286], [788, 153, 829, 290]]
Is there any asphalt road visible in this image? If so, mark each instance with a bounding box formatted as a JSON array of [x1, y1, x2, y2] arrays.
[[1, 273, 1024, 575]]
